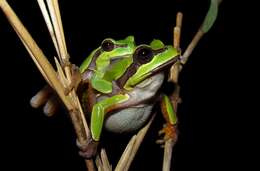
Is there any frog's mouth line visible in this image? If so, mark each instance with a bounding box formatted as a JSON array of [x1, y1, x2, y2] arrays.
[[149, 55, 180, 76], [128, 55, 180, 88], [109, 54, 132, 63]]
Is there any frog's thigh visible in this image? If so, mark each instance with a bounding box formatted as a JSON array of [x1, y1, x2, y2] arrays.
[[90, 94, 129, 141], [160, 94, 177, 125]]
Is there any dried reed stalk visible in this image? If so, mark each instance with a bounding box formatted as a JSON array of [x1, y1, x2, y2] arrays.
[[0, 0, 94, 170]]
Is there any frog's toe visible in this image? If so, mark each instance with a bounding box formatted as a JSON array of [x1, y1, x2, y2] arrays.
[[156, 123, 178, 145]]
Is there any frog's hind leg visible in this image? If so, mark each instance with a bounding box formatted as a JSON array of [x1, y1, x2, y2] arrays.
[[157, 94, 178, 145]]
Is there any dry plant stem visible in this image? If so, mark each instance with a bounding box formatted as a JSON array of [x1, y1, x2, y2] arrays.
[[163, 139, 175, 171], [46, 0, 66, 61], [0, 1, 94, 170], [100, 149, 112, 171], [52, 0, 67, 53], [181, 30, 204, 64], [115, 136, 136, 171], [163, 12, 184, 171], [46, 0, 90, 144], [173, 12, 183, 49], [95, 149, 112, 171], [115, 114, 155, 171], [181, 0, 222, 65], [167, 1, 222, 170], [47, 1, 93, 169], [37, 0, 60, 58], [0, 0, 72, 111]]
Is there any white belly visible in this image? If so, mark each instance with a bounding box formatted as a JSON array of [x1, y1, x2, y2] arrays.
[[104, 104, 153, 133]]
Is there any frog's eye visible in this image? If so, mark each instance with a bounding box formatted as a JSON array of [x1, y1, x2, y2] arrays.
[[101, 39, 115, 52], [134, 46, 153, 63]]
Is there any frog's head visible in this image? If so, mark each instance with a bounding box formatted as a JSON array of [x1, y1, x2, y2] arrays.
[[79, 36, 136, 73], [122, 39, 180, 90]]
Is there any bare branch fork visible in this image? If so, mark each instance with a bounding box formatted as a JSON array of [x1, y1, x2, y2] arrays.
[[0, 0, 222, 170]]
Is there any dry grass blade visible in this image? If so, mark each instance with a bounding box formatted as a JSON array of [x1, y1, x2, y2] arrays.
[[96, 149, 112, 171], [0, 1, 94, 170], [44, 1, 94, 169], [37, 0, 60, 58], [43, 0, 90, 143], [0, 0, 73, 111], [115, 135, 136, 171], [100, 149, 112, 171], [163, 139, 175, 171], [115, 114, 155, 171], [46, 0, 66, 61], [52, 0, 67, 53]]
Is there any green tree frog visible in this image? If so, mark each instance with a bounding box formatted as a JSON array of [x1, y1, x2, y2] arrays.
[[77, 36, 180, 158]]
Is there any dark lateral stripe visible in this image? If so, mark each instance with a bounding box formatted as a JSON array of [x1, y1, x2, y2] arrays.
[[88, 48, 101, 69], [116, 62, 139, 88], [116, 47, 168, 88]]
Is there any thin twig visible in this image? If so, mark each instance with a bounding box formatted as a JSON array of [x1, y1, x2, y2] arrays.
[[181, 0, 222, 64]]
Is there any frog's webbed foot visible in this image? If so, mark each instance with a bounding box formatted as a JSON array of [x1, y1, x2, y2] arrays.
[[64, 64, 82, 95], [156, 123, 178, 147], [76, 138, 99, 159]]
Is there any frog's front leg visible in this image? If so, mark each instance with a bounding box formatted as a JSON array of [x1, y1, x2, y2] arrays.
[[158, 94, 178, 144], [78, 94, 129, 158], [91, 94, 129, 141]]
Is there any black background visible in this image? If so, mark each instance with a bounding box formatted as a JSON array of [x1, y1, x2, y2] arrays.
[[0, 0, 241, 171]]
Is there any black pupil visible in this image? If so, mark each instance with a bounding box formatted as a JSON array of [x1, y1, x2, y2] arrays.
[[136, 47, 153, 62], [102, 40, 114, 52]]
